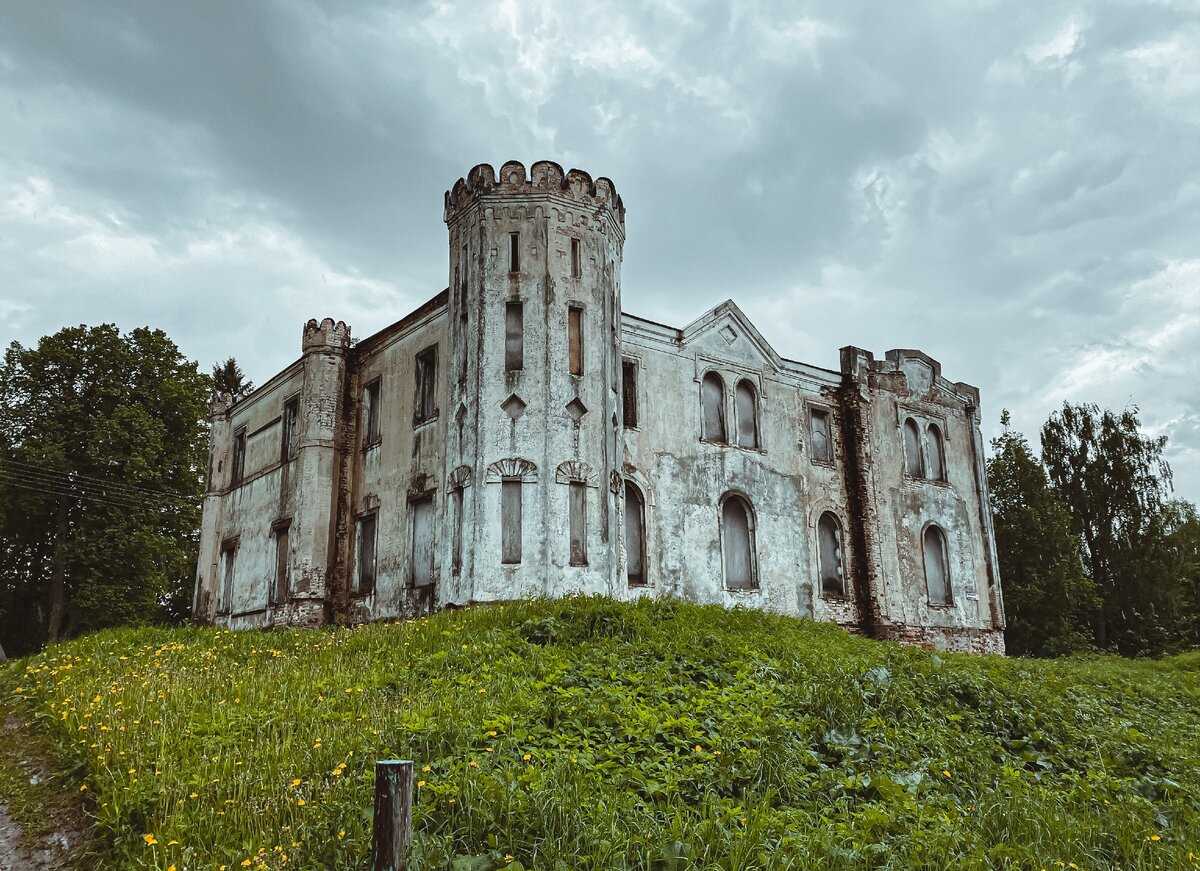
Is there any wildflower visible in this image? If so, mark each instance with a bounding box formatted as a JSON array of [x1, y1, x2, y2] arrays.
[[79, 785, 87, 792], [522, 754, 531, 761], [292, 778, 302, 787], [143, 834, 158, 845], [417, 780, 426, 787], [337, 831, 345, 840], [695, 745, 702, 752], [943, 770, 951, 778], [422, 765, 431, 773], [297, 799, 306, 806]]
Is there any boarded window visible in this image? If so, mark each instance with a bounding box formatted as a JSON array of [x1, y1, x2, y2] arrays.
[[568, 306, 584, 376], [451, 487, 464, 576], [923, 525, 952, 605], [509, 232, 519, 272], [230, 428, 246, 487], [363, 378, 381, 446], [281, 396, 299, 462], [721, 496, 756, 590], [411, 496, 435, 587], [701, 373, 726, 442], [624, 482, 646, 585], [903, 418, 923, 477], [272, 522, 290, 605], [505, 302, 524, 371], [571, 237, 581, 278], [356, 514, 377, 595], [817, 512, 844, 597], [414, 346, 438, 425], [501, 478, 522, 564], [569, 481, 588, 566], [219, 539, 237, 612], [622, 360, 638, 428], [810, 409, 832, 464], [735, 380, 759, 449], [926, 424, 945, 481]]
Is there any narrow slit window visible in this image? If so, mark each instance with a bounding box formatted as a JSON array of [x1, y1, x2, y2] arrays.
[[509, 233, 519, 273], [624, 482, 646, 586], [356, 513, 377, 595], [621, 360, 638, 428], [903, 418, 923, 477], [505, 302, 524, 371], [571, 237, 581, 278], [735, 380, 759, 449], [568, 306, 584, 376], [460, 243, 468, 310], [451, 487, 464, 576], [923, 525, 952, 605], [569, 481, 588, 566], [926, 423, 945, 481], [501, 478, 522, 564], [410, 496, 435, 588], [817, 512, 844, 598], [810, 409, 832, 464], [281, 396, 299, 462], [363, 378, 381, 446], [721, 495, 757, 590], [414, 346, 438, 425], [701, 373, 726, 443], [272, 522, 290, 605], [231, 427, 246, 487]]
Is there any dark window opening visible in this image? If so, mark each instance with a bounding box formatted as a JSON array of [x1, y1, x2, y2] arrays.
[[903, 418, 923, 478], [219, 539, 237, 612], [231, 428, 246, 487], [624, 482, 646, 585], [569, 481, 588, 566], [271, 521, 290, 606], [622, 360, 638, 428], [735, 380, 759, 449], [505, 302, 524, 371], [356, 513, 377, 596], [810, 409, 832, 464], [281, 396, 299, 462], [721, 495, 757, 590], [414, 346, 438, 425], [923, 525, 952, 605], [568, 306, 584, 376], [363, 378, 381, 446], [509, 232, 519, 273], [571, 237, 581, 278], [817, 512, 845, 598], [451, 487, 464, 576], [701, 372, 726, 443], [501, 478, 522, 564]]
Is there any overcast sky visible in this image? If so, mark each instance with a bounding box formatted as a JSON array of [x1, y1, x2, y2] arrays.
[[2, 0, 1197, 500]]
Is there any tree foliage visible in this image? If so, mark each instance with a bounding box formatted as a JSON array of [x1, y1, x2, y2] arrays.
[[0, 325, 209, 656], [211, 356, 253, 398]]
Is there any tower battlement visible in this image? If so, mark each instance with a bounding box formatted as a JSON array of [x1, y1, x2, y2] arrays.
[[444, 159, 625, 227], [302, 317, 351, 352]]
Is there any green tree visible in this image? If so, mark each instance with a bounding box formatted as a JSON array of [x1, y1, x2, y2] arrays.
[[0, 325, 209, 656], [211, 356, 253, 398], [988, 411, 1094, 656], [1041, 402, 1174, 654]]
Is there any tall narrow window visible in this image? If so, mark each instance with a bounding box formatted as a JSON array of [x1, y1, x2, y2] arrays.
[[501, 478, 522, 564], [735, 380, 759, 449], [923, 525, 952, 605], [281, 396, 299, 462], [272, 521, 290, 605], [451, 487, 464, 576], [624, 482, 646, 586], [505, 302, 524, 371], [903, 418, 923, 477], [721, 495, 757, 590], [414, 346, 438, 425], [411, 496, 435, 588], [509, 232, 520, 272], [817, 512, 844, 598], [569, 482, 588, 566], [568, 306, 584, 376], [219, 539, 237, 612], [622, 360, 638, 428], [570, 237, 581, 278], [810, 409, 832, 464], [701, 373, 726, 443], [363, 378, 381, 446], [926, 423, 945, 482], [231, 428, 246, 487], [356, 513, 377, 595]]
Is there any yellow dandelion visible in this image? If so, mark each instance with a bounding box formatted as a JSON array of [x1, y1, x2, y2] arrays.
[[143, 834, 158, 845], [522, 753, 531, 761], [297, 798, 306, 806], [292, 778, 301, 787], [943, 770, 951, 778], [417, 780, 426, 787]]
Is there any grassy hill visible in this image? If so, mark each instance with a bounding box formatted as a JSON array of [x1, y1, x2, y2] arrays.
[[2, 596, 1199, 870]]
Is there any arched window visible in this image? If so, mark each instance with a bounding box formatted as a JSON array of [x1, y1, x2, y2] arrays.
[[624, 482, 646, 586], [701, 372, 726, 443], [817, 512, 845, 598], [923, 525, 952, 605], [735, 380, 759, 449], [720, 494, 757, 590], [925, 423, 945, 481], [903, 418, 923, 477]]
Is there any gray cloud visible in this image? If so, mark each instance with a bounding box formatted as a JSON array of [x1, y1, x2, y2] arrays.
[[1, 0, 1197, 499]]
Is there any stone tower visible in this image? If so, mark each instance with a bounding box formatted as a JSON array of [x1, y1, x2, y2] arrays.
[[442, 160, 626, 603]]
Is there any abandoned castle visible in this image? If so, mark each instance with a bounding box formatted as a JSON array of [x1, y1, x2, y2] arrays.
[[193, 160, 1006, 654]]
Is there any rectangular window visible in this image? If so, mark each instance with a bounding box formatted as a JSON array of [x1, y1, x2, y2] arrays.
[[451, 487, 464, 576], [281, 396, 299, 462], [363, 378, 381, 446], [810, 409, 832, 464], [569, 482, 588, 566], [505, 302, 524, 371], [272, 521, 290, 605], [501, 478, 522, 564], [230, 428, 246, 487], [414, 346, 438, 425], [571, 237, 581, 278], [411, 496, 435, 587], [356, 513, 377, 595], [219, 538, 237, 612], [509, 233, 519, 273], [622, 360, 638, 428], [568, 306, 584, 376]]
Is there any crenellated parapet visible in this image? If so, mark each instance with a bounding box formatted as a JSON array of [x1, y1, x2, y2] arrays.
[[208, 392, 234, 418], [444, 159, 625, 228], [302, 317, 352, 353]]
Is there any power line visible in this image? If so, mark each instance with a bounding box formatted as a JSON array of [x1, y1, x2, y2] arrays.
[[0, 457, 199, 503], [3, 465, 196, 507], [0, 470, 193, 513]]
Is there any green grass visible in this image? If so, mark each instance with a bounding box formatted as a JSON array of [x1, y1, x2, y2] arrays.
[[2, 596, 1199, 870]]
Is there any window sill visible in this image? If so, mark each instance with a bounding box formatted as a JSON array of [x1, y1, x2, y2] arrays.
[[725, 586, 762, 594], [413, 413, 439, 430], [362, 439, 382, 453], [927, 601, 955, 609]]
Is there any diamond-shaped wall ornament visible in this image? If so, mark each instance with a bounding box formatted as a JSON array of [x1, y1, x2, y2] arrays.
[[501, 393, 527, 420], [566, 397, 588, 423]]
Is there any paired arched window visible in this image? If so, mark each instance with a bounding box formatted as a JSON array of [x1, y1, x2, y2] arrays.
[[720, 494, 757, 590], [735, 380, 759, 449], [904, 417, 947, 481], [903, 418, 923, 477], [925, 424, 945, 481], [624, 482, 646, 586], [923, 524, 952, 605], [701, 372, 726, 443], [817, 512, 845, 598]]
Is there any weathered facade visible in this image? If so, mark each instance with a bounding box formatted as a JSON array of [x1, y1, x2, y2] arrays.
[[193, 160, 1006, 654]]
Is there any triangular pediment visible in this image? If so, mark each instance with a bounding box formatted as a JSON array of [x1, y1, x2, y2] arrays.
[[680, 300, 783, 371]]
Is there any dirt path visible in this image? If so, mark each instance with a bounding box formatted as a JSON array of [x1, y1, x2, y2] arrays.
[[0, 802, 52, 871]]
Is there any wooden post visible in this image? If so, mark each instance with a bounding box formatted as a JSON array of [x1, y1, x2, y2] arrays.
[[370, 759, 413, 871]]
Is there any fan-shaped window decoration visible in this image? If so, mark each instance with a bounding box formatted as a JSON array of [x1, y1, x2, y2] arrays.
[[903, 418, 923, 477], [624, 482, 646, 586], [817, 512, 845, 598], [926, 423, 945, 482], [735, 380, 759, 449], [720, 494, 757, 591], [701, 372, 726, 443], [923, 525, 952, 605]]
